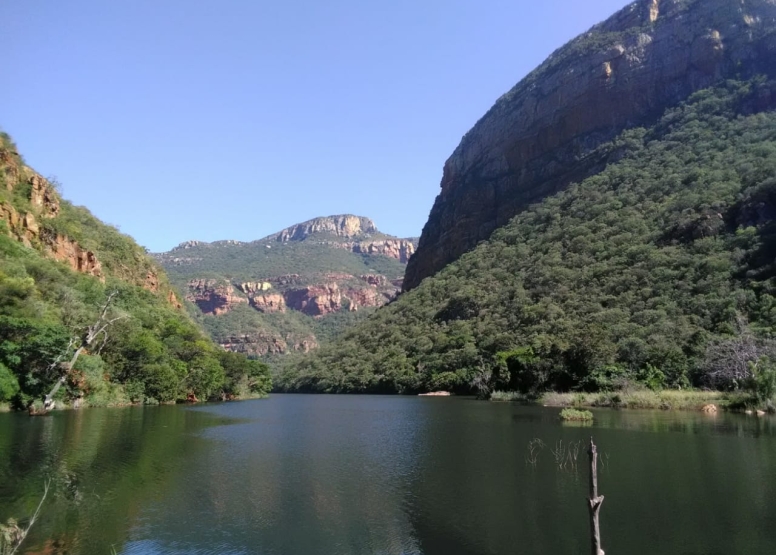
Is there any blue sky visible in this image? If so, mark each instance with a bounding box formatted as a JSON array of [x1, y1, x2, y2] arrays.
[[2, 0, 629, 252]]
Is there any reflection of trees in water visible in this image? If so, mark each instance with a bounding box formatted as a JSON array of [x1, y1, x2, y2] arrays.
[[151, 397, 425, 554], [0, 407, 231, 554]]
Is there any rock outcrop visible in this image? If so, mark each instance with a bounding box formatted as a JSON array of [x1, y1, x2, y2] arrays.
[[342, 239, 415, 263], [345, 287, 390, 311], [43, 232, 103, 279], [186, 279, 247, 315], [249, 293, 286, 313], [29, 175, 60, 217], [360, 274, 386, 286], [404, 0, 776, 290], [284, 284, 342, 316], [219, 332, 318, 356], [0, 162, 104, 281], [271, 215, 378, 242]]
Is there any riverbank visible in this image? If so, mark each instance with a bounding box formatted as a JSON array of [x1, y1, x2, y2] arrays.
[[4, 393, 271, 414], [490, 389, 771, 412]]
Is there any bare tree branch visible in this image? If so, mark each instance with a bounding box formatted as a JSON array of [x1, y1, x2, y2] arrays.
[[38, 291, 127, 412], [1, 479, 51, 555]]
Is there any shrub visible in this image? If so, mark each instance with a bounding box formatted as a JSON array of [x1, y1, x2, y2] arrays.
[[0, 362, 20, 402], [560, 408, 594, 421]]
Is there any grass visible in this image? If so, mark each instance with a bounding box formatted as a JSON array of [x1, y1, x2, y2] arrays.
[[560, 407, 594, 421], [491, 389, 730, 411], [489, 390, 529, 402]]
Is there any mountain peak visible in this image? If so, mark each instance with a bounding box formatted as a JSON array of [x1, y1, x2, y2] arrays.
[[268, 215, 378, 242]]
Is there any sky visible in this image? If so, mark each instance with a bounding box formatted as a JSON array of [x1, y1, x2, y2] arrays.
[[1, 0, 630, 252]]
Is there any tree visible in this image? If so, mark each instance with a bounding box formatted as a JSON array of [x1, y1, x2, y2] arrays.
[[38, 291, 126, 412]]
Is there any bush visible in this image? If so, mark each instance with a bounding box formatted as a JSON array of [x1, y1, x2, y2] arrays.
[[0, 362, 19, 402], [560, 408, 594, 421]]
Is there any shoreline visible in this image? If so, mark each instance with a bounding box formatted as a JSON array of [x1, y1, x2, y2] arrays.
[[490, 389, 773, 413], [1, 393, 270, 415]]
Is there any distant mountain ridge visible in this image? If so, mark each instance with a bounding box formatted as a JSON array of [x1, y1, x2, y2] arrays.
[[154, 215, 418, 358]]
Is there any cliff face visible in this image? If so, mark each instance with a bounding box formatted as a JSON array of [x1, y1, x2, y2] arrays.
[[187, 275, 394, 318], [272, 215, 378, 242], [404, 0, 776, 290], [0, 137, 183, 304], [1, 146, 105, 280], [186, 279, 248, 315]]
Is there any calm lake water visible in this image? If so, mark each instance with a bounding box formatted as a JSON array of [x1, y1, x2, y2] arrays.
[[2, 395, 776, 555]]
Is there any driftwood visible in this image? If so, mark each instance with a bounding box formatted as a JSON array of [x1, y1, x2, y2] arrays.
[[587, 437, 605, 555], [35, 291, 125, 414]]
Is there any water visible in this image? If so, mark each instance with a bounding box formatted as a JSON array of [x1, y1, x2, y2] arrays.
[[2, 395, 776, 555]]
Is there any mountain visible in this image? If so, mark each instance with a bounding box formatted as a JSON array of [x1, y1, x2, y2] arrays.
[[0, 133, 270, 409], [154, 215, 417, 357], [404, 0, 776, 291], [275, 17, 776, 392]]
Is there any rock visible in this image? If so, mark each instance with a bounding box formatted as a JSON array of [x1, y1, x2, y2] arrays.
[[756, 409, 766, 416], [419, 391, 452, 396], [238, 281, 273, 294], [186, 279, 247, 315], [284, 284, 342, 316], [344, 287, 390, 311], [359, 274, 387, 286], [219, 331, 318, 356], [272, 215, 378, 242], [701, 404, 718, 413], [249, 293, 286, 313], [404, 0, 776, 290], [348, 239, 415, 263], [269, 274, 303, 286], [29, 174, 60, 218], [44, 233, 103, 280], [167, 290, 182, 309]]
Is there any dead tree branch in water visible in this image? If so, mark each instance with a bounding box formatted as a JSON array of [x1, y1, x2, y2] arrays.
[[587, 437, 605, 555]]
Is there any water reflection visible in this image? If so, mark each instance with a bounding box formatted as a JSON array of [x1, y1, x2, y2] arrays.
[[2, 397, 776, 555], [0, 406, 239, 554]]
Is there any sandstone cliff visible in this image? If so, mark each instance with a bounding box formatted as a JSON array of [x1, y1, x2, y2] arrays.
[[186, 279, 248, 315], [1, 133, 184, 310], [271, 215, 378, 242], [1, 144, 105, 280], [404, 0, 776, 290]]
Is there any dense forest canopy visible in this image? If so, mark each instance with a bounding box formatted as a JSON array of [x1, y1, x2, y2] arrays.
[[277, 79, 776, 395], [0, 134, 270, 409]]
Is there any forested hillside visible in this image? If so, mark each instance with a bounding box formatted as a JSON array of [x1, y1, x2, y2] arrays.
[[0, 133, 270, 410], [278, 80, 776, 394], [155, 216, 417, 358]]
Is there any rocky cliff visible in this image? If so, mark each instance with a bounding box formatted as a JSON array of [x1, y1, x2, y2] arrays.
[[160, 215, 415, 357], [0, 135, 181, 303], [271, 215, 378, 242], [404, 0, 776, 290]]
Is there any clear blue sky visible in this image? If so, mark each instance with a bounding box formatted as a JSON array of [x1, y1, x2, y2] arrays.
[[2, 0, 629, 252]]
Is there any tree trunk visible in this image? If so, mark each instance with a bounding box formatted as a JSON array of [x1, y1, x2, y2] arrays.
[[43, 347, 84, 409], [588, 437, 605, 555]]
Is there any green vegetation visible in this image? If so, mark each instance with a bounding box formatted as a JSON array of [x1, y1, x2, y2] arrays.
[[278, 79, 776, 405], [156, 220, 412, 360], [159, 238, 408, 284], [559, 408, 593, 422], [0, 133, 270, 409]]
